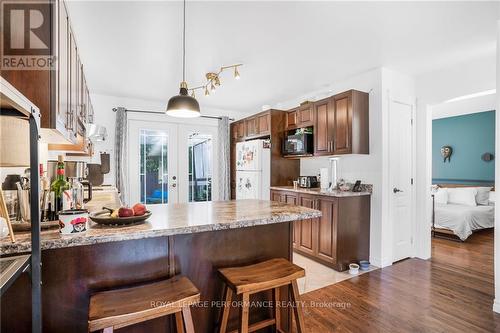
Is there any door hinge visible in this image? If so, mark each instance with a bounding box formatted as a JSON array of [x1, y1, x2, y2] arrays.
[[411, 119, 414, 125], [411, 178, 414, 185], [411, 237, 414, 244]]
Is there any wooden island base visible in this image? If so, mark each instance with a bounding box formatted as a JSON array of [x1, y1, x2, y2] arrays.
[[1, 222, 293, 333]]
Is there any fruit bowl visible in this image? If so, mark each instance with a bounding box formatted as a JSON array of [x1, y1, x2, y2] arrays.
[[89, 209, 152, 225]]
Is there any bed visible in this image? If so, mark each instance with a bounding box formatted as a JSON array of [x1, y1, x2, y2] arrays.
[[432, 184, 495, 241]]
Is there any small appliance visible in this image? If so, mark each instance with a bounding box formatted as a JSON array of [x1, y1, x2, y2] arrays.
[[297, 176, 318, 188], [282, 132, 313, 156]]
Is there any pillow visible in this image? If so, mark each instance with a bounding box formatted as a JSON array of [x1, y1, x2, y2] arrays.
[[434, 188, 448, 204], [447, 188, 478, 207], [475, 187, 492, 205]]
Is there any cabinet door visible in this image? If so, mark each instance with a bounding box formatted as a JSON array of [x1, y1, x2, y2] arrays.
[[314, 98, 333, 156], [245, 117, 257, 137], [298, 103, 314, 127], [270, 190, 285, 203], [58, 3, 69, 132], [256, 113, 270, 135], [286, 109, 298, 129], [69, 29, 78, 139], [333, 92, 352, 154], [297, 194, 317, 256], [236, 121, 245, 140], [316, 197, 337, 263]]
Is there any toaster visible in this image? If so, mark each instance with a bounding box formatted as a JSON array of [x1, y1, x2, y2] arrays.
[[297, 176, 318, 188]]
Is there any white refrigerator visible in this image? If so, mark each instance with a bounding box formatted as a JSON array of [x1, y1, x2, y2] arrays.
[[236, 139, 271, 200]]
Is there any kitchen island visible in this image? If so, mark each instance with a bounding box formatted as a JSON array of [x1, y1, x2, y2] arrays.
[[1, 200, 320, 333]]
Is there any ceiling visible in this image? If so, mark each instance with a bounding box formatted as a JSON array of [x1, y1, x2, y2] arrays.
[[66, 1, 498, 114]]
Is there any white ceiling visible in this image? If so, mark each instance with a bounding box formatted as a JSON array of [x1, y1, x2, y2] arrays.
[[66, 1, 498, 114]]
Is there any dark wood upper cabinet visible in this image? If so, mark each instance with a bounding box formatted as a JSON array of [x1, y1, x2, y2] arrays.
[[312, 89, 369, 156], [313, 98, 334, 156], [333, 90, 369, 154], [285, 109, 298, 130], [245, 117, 258, 137], [256, 112, 271, 136], [285, 103, 314, 130], [297, 103, 314, 127], [3, 0, 94, 151]]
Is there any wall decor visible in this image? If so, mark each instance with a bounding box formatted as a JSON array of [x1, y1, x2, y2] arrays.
[[441, 145, 453, 163], [481, 152, 495, 162]]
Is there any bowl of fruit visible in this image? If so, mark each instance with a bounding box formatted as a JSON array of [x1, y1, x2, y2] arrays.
[[89, 203, 151, 225]]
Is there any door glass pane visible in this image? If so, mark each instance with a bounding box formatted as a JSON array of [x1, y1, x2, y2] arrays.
[[139, 129, 168, 204], [188, 133, 212, 202]]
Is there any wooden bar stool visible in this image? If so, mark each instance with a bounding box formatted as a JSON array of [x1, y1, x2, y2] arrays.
[[88, 276, 200, 333], [217, 258, 306, 333]]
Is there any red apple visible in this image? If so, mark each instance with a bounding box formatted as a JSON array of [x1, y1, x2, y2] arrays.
[[132, 203, 146, 216], [118, 207, 134, 218]]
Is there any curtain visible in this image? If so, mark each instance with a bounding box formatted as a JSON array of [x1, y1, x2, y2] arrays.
[[217, 116, 231, 200], [114, 107, 128, 204]]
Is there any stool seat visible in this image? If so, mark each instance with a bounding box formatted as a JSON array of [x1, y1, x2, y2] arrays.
[[217, 258, 306, 333], [218, 258, 305, 294], [89, 276, 200, 332]]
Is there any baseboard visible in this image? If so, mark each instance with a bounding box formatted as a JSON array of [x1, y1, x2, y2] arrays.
[[493, 299, 500, 313], [370, 256, 392, 268]]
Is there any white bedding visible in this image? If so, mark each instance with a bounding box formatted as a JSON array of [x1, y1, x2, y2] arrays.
[[434, 203, 494, 241]]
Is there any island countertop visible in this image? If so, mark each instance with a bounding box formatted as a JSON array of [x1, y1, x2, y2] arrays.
[[0, 199, 321, 255]]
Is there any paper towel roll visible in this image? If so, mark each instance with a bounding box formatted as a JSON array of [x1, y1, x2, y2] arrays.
[[320, 168, 329, 189]]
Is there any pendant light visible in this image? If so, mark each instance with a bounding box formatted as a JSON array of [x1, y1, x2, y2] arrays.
[[166, 0, 200, 118]]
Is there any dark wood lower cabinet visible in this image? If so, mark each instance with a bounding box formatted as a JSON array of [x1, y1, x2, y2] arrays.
[[270, 189, 371, 271]]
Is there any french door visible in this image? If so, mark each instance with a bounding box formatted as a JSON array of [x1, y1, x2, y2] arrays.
[[128, 120, 218, 205]]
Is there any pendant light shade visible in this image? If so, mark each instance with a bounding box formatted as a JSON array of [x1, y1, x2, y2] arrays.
[[166, 84, 200, 118], [166, 0, 201, 118]]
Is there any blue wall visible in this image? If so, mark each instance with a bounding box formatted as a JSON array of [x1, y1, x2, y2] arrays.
[[432, 110, 495, 185]]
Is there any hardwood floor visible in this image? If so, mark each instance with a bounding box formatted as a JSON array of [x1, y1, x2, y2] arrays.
[[300, 229, 500, 332]]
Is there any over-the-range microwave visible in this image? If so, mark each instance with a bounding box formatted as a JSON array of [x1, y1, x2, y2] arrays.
[[282, 132, 313, 156]]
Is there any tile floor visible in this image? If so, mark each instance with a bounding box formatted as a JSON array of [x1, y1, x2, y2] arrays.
[[293, 252, 378, 294]]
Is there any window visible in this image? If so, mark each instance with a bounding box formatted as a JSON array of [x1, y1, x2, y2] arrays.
[[139, 129, 168, 204], [188, 133, 212, 202]]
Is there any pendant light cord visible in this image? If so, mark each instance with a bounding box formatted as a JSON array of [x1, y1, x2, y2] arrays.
[[182, 0, 186, 83]]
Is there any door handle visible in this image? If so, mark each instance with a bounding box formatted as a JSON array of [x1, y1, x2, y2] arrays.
[[393, 187, 403, 193]]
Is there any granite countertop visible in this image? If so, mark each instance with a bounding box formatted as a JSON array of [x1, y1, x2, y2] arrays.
[[0, 199, 321, 255], [270, 186, 372, 197]]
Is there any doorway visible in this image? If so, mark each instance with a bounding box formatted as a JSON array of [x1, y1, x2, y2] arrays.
[[128, 120, 218, 205]]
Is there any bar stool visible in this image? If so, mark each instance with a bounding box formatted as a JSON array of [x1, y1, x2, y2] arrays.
[[88, 276, 200, 333], [217, 258, 306, 333]]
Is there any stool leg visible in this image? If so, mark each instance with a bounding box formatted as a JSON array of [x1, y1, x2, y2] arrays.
[[219, 286, 233, 333], [273, 287, 281, 332], [182, 306, 195, 333], [290, 280, 305, 333], [175, 311, 185, 333], [239, 293, 250, 333]]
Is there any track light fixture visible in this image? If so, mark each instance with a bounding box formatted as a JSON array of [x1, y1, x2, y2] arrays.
[[189, 64, 242, 97]]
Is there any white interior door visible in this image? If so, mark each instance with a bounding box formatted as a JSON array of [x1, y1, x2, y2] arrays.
[[128, 121, 178, 205], [390, 99, 415, 262]]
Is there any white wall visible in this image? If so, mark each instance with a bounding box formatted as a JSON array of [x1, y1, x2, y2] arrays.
[[49, 93, 249, 186], [432, 93, 496, 119]]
